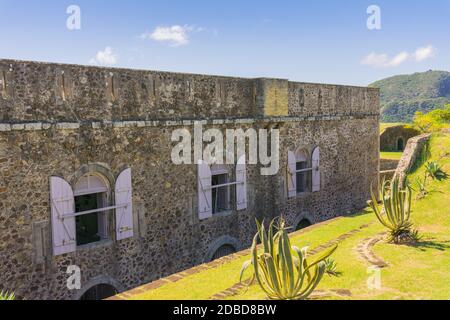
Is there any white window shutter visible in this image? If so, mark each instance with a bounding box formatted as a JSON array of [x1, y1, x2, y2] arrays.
[[236, 154, 247, 211], [312, 147, 321, 192], [198, 160, 212, 220], [287, 151, 297, 198], [115, 168, 134, 240], [50, 177, 76, 256]]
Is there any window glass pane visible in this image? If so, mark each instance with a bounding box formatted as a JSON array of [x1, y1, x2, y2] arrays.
[[75, 193, 105, 246], [296, 162, 308, 193]]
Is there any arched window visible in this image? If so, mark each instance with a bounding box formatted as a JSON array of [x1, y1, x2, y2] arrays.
[[50, 167, 134, 255], [295, 149, 310, 193], [74, 173, 110, 246]]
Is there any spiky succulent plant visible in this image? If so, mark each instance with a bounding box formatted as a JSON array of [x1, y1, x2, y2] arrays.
[[240, 218, 337, 300], [368, 178, 419, 244]]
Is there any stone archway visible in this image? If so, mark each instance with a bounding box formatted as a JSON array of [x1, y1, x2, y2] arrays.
[[295, 219, 312, 231], [204, 235, 240, 263], [80, 284, 118, 300], [292, 212, 315, 232], [72, 275, 125, 300]]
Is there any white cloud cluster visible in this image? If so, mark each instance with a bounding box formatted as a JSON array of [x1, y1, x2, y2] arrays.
[[414, 45, 436, 62], [361, 45, 436, 68], [140, 25, 202, 47], [89, 47, 118, 66]]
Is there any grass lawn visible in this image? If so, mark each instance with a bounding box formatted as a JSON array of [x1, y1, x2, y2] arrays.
[[129, 133, 450, 300], [380, 151, 404, 160]]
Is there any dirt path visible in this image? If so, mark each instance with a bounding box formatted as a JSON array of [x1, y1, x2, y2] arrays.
[[356, 233, 389, 268]]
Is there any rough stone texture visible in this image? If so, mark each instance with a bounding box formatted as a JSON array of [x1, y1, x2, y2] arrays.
[[394, 133, 432, 184], [380, 159, 399, 171], [0, 59, 379, 300], [380, 125, 421, 151]]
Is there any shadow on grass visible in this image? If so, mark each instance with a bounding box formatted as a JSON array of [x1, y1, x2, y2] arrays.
[[346, 208, 373, 218], [407, 239, 450, 252]]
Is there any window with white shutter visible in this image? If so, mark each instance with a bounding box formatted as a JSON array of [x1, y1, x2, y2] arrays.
[[115, 168, 134, 240], [198, 156, 248, 220], [50, 177, 76, 256], [312, 147, 321, 192], [50, 168, 135, 254], [287, 148, 319, 198]]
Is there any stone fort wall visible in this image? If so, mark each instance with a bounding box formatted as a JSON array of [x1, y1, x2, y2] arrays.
[[0, 59, 380, 299]]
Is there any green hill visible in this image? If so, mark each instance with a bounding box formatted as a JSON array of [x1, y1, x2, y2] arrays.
[[370, 70, 450, 122]]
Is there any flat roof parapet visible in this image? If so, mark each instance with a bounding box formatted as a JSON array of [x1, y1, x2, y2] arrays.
[[0, 59, 380, 123]]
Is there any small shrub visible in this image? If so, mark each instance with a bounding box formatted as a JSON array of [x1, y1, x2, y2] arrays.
[[368, 178, 419, 244], [240, 218, 337, 300]]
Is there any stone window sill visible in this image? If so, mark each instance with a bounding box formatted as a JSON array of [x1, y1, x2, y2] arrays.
[[296, 192, 311, 198], [76, 239, 114, 252], [210, 210, 236, 220]]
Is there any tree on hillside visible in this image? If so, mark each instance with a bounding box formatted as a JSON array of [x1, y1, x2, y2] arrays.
[[413, 104, 450, 132]]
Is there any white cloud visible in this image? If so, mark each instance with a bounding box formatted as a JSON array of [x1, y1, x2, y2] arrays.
[[361, 45, 436, 68], [387, 51, 410, 67], [361, 53, 389, 68], [413, 45, 436, 62], [140, 25, 202, 47], [89, 47, 118, 66]]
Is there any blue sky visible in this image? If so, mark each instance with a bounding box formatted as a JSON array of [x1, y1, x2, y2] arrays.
[[0, 0, 449, 86]]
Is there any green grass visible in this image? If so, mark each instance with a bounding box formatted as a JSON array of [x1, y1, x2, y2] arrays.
[[380, 151, 404, 160], [129, 133, 450, 301]]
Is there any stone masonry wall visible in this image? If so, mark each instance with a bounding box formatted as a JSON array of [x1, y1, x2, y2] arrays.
[[0, 60, 380, 300]]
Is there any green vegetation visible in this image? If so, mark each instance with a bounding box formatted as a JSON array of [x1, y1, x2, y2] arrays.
[[0, 291, 15, 301], [368, 178, 419, 244], [380, 151, 403, 160], [239, 218, 337, 300], [127, 133, 450, 301], [370, 71, 450, 122], [380, 123, 406, 133], [413, 104, 450, 133]]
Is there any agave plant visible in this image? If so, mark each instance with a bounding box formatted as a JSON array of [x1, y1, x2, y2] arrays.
[[323, 258, 341, 277], [425, 162, 448, 181], [413, 176, 428, 199], [0, 291, 15, 300], [368, 178, 418, 244], [240, 218, 337, 300]]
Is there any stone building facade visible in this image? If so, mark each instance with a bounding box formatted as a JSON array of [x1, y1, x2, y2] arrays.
[[0, 60, 380, 300]]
